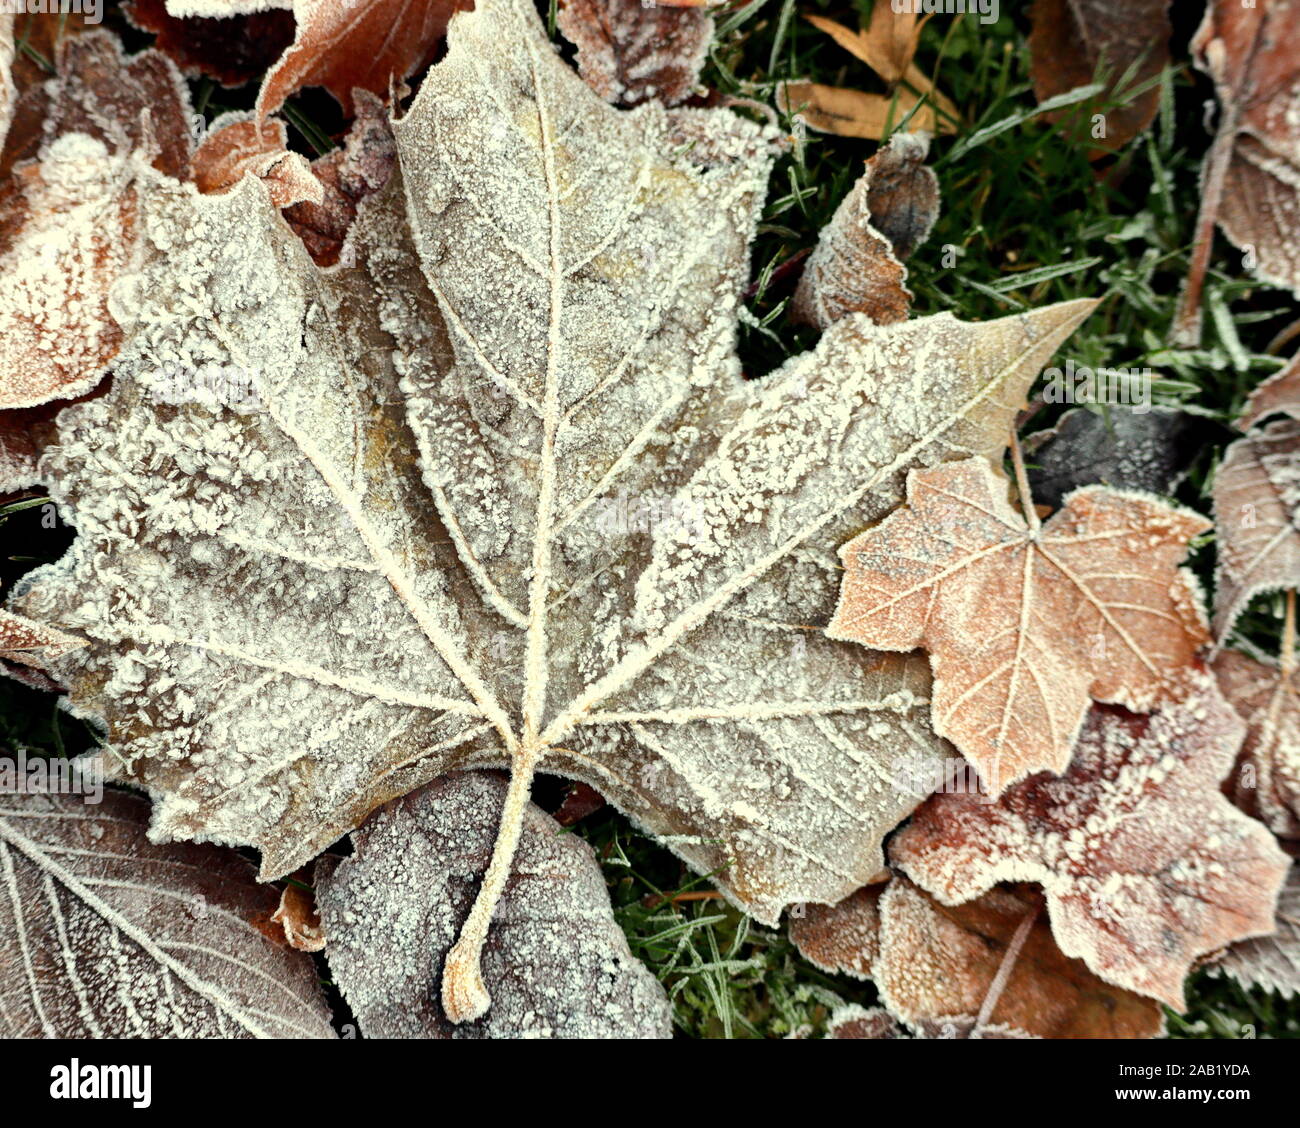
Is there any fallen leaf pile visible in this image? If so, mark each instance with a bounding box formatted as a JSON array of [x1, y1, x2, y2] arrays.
[[0, 0, 1297, 1044]]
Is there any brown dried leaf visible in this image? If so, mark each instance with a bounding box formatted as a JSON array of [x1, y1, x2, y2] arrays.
[[1173, 0, 1300, 346], [21, 31, 194, 181], [828, 456, 1210, 794], [315, 772, 672, 1038], [1210, 863, 1300, 999], [558, 0, 713, 108], [792, 131, 937, 329], [1028, 0, 1171, 154], [0, 789, 335, 1038], [826, 1004, 903, 1039], [1239, 353, 1300, 431], [1214, 648, 1300, 838], [777, 81, 950, 141], [270, 881, 326, 952], [789, 885, 882, 980], [891, 684, 1291, 1009], [0, 609, 84, 671], [192, 113, 323, 208], [282, 90, 397, 266], [124, 0, 296, 89], [805, 8, 958, 124], [0, 32, 193, 413], [876, 878, 1164, 1038], [1211, 421, 1300, 640], [256, 0, 474, 119]]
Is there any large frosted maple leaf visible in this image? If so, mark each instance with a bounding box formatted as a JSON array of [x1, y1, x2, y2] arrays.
[[11, 0, 1092, 1018]]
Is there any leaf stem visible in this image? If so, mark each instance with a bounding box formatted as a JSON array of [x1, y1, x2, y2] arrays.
[[441, 743, 543, 1023], [1009, 428, 1040, 534], [974, 902, 1039, 1032]]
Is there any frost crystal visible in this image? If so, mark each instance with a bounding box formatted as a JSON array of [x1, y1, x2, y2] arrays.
[[891, 682, 1290, 1009], [0, 791, 334, 1038], [316, 771, 673, 1038], [11, 0, 1094, 1019]]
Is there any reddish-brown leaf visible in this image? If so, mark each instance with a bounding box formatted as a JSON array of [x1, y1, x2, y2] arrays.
[[192, 114, 323, 208], [826, 1005, 903, 1039], [124, 0, 296, 88], [876, 878, 1164, 1038], [257, 0, 474, 119], [1028, 0, 1171, 155], [282, 90, 397, 265], [1173, 0, 1300, 346], [0, 609, 84, 671], [792, 131, 937, 329], [1211, 421, 1300, 640], [558, 0, 713, 107], [270, 881, 326, 952], [789, 886, 882, 981], [1215, 648, 1300, 839], [891, 684, 1290, 1009], [828, 456, 1210, 794]]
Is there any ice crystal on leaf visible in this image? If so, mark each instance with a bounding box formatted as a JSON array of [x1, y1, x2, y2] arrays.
[[829, 456, 1211, 794], [891, 681, 1290, 1009], [0, 791, 334, 1038], [316, 771, 673, 1038], [11, 0, 1094, 1020], [1210, 863, 1300, 999]]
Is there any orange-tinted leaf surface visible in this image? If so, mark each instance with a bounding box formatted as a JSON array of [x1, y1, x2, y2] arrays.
[[1215, 648, 1300, 839], [1211, 421, 1300, 640], [192, 114, 322, 207], [875, 878, 1164, 1038], [826, 1004, 903, 1038], [789, 885, 882, 980], [256, 0, 474, 119], [828, 456, 1210, 794], [892, 685, 1291, 1009], [1028, 0, 1171, 154], [793, 131, 937, 329], [792, 875, 1163, 1037], [1173, 0, 1300, 346], [270, 881, 326, 952], [558, 0, 713, 107], [1210, 862, 1300, 999]]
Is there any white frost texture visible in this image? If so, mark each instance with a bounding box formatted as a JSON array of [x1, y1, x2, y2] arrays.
[[316, 771, 673, 1038], [12, 0, 1093, 926]]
